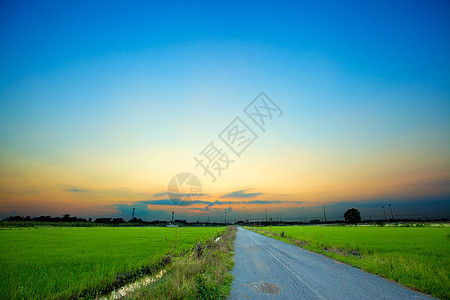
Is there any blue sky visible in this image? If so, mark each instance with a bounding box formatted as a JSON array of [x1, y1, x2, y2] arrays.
[[0, 0, 449, 221]]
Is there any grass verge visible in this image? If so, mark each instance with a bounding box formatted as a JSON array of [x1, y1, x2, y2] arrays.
[[126, 226, 237, 300], [247, 226, 449, 300]]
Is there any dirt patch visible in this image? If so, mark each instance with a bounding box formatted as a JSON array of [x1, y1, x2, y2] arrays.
[[260, 282, 281, 295], [244, 281, 281, 295], [323, 247, 361, 257], [293, 239, 309, 247]]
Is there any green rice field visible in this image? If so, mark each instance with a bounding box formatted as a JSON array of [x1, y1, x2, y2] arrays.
[[0, 226, 224, 299], [252, 225, 450, 299]]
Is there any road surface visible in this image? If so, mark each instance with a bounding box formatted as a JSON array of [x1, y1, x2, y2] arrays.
[[229, 227, 432, 299]]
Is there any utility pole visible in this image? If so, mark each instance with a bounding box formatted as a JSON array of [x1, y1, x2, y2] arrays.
[[382, 206, 387, 221], [171, 211, 174, 223], [132, 207, 135, 219], [207, 214, 209, 223], [266, 209, 268, 222], [224, 211, 227, 224], [323, 206, 327, 223], [389, 204, 394, 220]]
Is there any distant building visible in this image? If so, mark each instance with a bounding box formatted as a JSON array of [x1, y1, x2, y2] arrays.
[[310, 219, 320, 224]]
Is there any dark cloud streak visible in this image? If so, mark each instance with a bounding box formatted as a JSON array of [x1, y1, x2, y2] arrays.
[[221, 190, 263, 198], [67, 188, 87, 193]]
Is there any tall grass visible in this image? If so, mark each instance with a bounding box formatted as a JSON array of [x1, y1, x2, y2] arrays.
[[250, 226, 450, 299], [130, 226, 237, 299]]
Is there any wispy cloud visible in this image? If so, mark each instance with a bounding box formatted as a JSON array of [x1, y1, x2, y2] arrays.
[[141, 199, 302, 207], [221, 190, 262, 198], [153, 192, 210, 197], [153, 192, 168, 197], [189, 206, 210, 212], [67, 188, 87, 193]]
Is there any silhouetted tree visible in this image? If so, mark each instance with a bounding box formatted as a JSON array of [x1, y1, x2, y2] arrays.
[[6, 216, 24, 221], [344, 208, 361, 225], [111, 218, 125, 224], [94, 217, 112, 224], [129, 217, 146, 224]]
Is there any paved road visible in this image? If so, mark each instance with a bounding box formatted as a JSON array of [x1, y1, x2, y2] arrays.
[[229, 227, 432, 300]]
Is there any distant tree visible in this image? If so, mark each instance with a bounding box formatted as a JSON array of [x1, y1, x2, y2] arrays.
[[111, 218, 125, 224], [129, 217, 145, 224], [175, 219, 188, 225], [344, 208, 361, 226], [6, 216, 24, 221], [94, 217, 112, 224]]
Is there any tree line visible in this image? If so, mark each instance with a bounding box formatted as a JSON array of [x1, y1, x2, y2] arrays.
[[4, 214, 129, 224], [2, 214, 196, 225]]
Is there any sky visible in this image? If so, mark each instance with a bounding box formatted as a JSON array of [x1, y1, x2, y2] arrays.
[[0, 0, 449, 222]]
